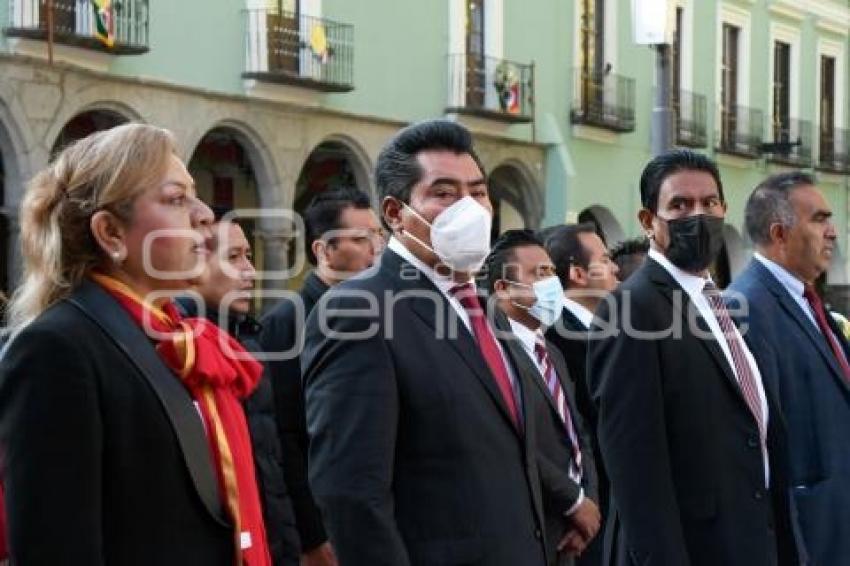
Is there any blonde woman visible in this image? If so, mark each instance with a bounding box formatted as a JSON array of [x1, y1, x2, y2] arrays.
[[0, 124, 272, 565]]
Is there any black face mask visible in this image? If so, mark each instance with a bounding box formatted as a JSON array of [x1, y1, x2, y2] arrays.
[[659, 214, 725, 272]]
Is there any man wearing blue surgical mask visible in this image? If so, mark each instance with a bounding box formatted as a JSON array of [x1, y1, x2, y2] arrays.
[[302, 120, 550, 566], [586, 150, 800, 566], [485, 229, 600, 566]]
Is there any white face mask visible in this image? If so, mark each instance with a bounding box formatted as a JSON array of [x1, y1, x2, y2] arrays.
[[507, 276, 566, 327], [402, 196, 493, 272]]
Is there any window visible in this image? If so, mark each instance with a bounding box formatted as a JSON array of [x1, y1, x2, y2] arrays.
[[773, 41, 791, 140], [267, 0, 300, 73], [466, 0, 485, 107], [821, 55, 836, 154], [672, 7, 683, 108], [579, 0, 606, 81], [720, 23, 740, 145]]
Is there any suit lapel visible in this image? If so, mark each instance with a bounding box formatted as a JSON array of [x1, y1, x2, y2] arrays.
[[646, 259, 751, 413], [67, 280, 229, 526], [559, 306, 588, 333], [382, 250, 521, 435], [752, 260, 850, 394]]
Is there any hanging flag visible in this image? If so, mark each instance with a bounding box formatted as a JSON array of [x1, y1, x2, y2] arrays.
[[310, 24, 329, 64], [91, 0, 115, 48]]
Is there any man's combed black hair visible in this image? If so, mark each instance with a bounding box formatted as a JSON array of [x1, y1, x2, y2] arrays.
[[538, 223, 597, 290], [639, 149, 724, 212], [482, 229, 544, 294], [375, 119, 485, 206], [610, 236, 650, 262], [303, 186, 372, 264]]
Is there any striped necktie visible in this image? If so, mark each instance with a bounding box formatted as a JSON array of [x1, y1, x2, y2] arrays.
[[702, 281, 766, 447], [534, 336, 582, 481]]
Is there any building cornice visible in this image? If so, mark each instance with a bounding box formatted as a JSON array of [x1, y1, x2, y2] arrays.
[[768, 3, 806, 22]]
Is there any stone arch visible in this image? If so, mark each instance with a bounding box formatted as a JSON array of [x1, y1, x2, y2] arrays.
[[186, 120, 280, 209], [578, 205, 625, 247], [49, 108, 131, 157], [0, 111, 31, 293], [313, 133, 375, 200], [187, 123, 282, 286], [489, 159, 543, 238], [293, 135, 375, 213]]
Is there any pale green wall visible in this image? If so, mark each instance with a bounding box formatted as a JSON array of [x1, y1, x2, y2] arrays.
[[3, 0, 849, 261], [544, 0, 850, 274], [321, 0, 448, 121], [111, 0, 245, 92]]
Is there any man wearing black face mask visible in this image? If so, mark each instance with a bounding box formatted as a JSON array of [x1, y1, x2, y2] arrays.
[[586, 150, 800, 566]]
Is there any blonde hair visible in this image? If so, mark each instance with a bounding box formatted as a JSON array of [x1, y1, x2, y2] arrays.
[[6, 123, 177, 332]]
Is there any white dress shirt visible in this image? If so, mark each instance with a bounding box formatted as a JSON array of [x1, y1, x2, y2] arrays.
[[649, 249, 770, 486], [563, 297, 594, 330], [753, 252, 818, 329]]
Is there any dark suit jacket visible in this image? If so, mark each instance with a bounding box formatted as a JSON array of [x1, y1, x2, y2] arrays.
[[499, 320, 598, 566], [301, 248, 547, 566], [587, 258, 799, 566], [546, 308, 595, 430], [0, 280, 233, 565], [547, 306, 607, 566], [260, 271, 330, 552], [731, 258, 850, 566]]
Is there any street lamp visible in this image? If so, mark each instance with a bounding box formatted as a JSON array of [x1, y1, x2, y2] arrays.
[[632, 0, 676, 156]]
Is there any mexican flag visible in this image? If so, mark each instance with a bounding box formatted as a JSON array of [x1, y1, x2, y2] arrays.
[[91, 0, 115, 48]]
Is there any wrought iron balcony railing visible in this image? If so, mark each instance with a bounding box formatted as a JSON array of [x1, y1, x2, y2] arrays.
[[716, 104, 764, 158], [570, 68, 635, 133], [764, 118, 813, 167], [243, 8, 353, 92], [5, 0, 149, 54], [818, 127, 850, 174], [445, 54, 534, 123], [674, 90, 707, 148]]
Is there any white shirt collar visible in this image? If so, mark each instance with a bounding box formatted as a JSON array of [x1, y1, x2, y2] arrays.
[[562, 297, 594, 329], [386, 236, 471, 296], [508, 317, 541, 352], [648, 248, 711, 295], [753, 252, 805, 299]]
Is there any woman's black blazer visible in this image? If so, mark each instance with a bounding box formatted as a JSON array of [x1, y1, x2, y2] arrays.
[[0, 280, 234, 565]]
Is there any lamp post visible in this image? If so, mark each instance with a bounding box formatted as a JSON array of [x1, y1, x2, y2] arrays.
[[632, 0, 675, 156]]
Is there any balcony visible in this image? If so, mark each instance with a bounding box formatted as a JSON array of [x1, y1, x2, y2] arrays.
[[716, 105, 764, 159], [445, 54, 534, 123], [5, 0, 149, 54], [674, 90, 707, 148], [570, 68, 636, 133], [818, 127, 850, 174], [243, 8, 353, 93], [764, 118, 812, 167]]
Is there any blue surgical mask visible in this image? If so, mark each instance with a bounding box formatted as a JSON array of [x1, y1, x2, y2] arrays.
[[507, 276, 565, 327]]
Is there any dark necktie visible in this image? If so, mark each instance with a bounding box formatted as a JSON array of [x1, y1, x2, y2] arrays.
[[703, 282, 766, 446], [803, 284, 850, 382], [450, 283, 520, 429], [534, 337, 582, 481]]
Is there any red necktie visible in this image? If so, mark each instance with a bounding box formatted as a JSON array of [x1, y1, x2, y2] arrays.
[[703, 282, 766, 446], [803, 285, 850, 382], [450, 283, 521, 429], [534, 337, 582, 481]]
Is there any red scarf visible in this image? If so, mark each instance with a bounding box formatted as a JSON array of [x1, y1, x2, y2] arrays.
[[91, 273, 271, 566]]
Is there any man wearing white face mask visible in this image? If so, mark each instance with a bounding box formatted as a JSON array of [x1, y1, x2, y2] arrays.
[[301, 120, 549, 566], [484, 230, 601, 566]]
